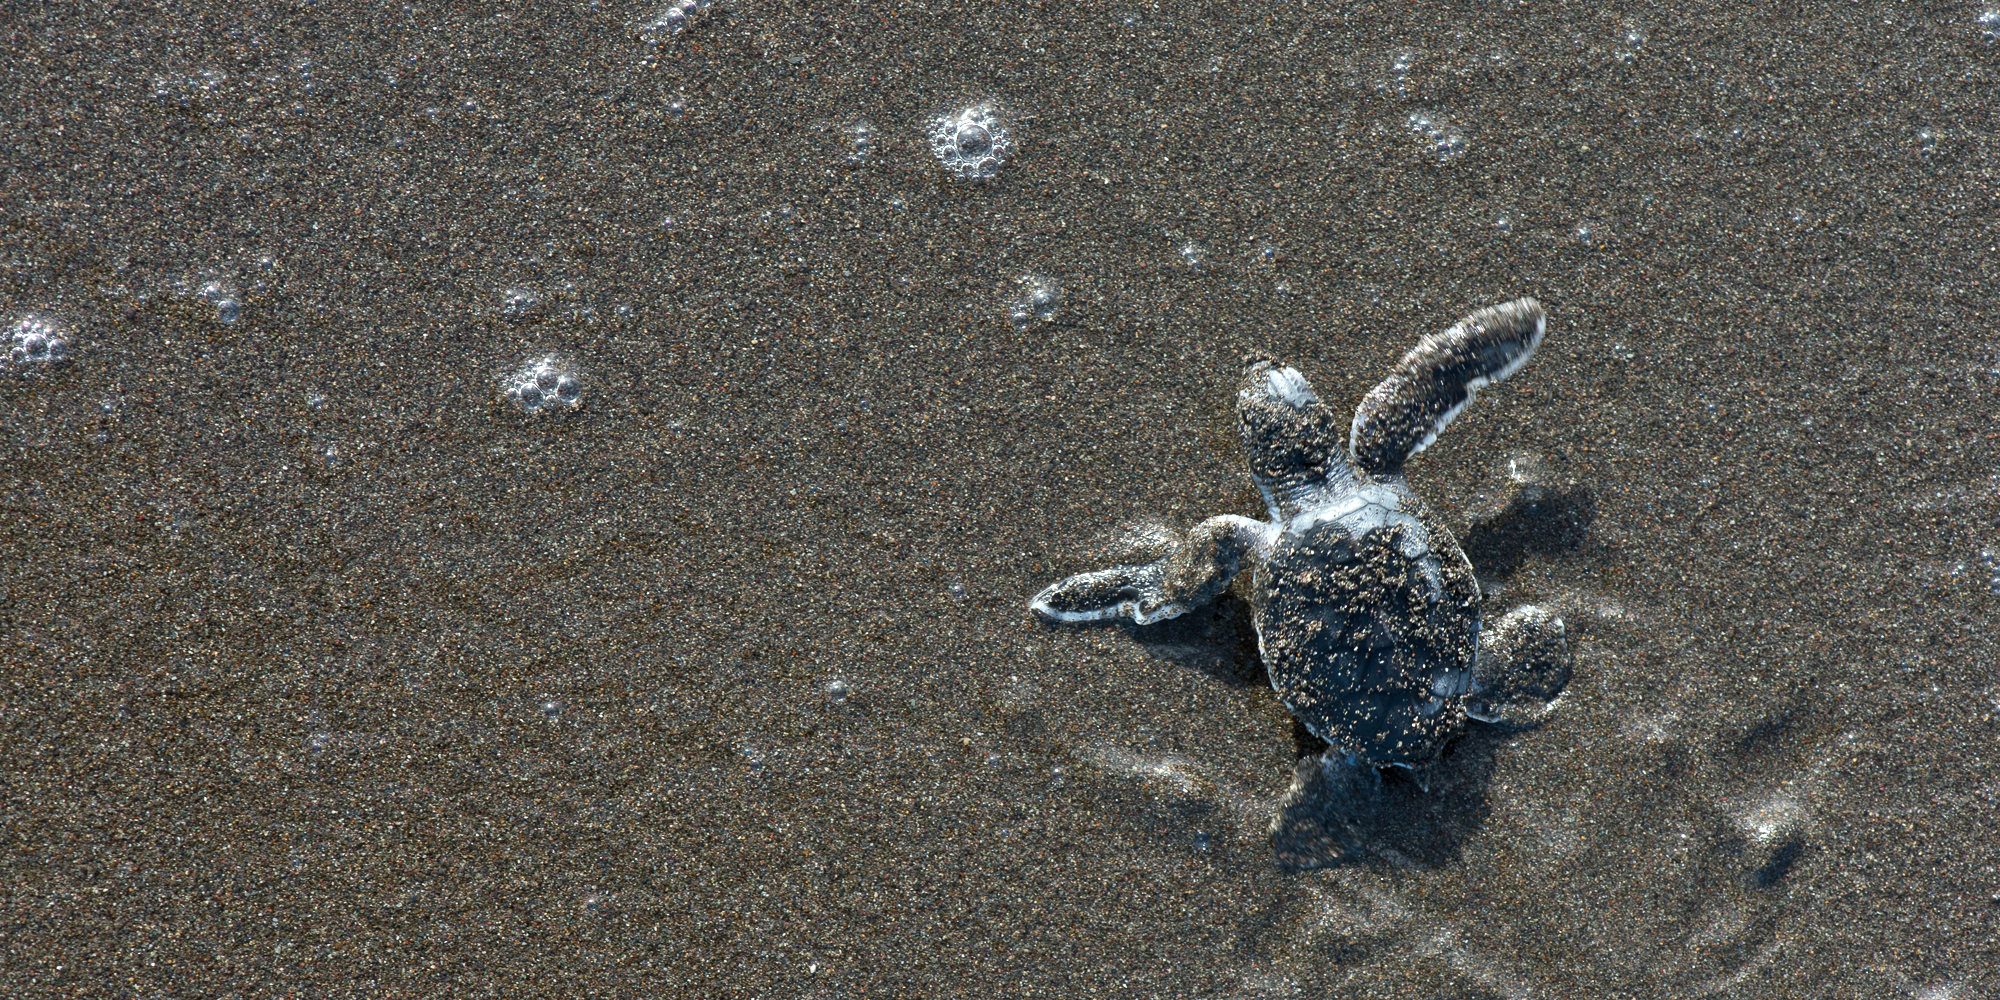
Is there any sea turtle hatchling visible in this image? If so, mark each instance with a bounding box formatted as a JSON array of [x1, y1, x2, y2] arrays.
[[1030, 297, 1571, 770]]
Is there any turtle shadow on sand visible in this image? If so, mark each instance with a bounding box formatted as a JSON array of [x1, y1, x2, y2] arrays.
[[1041, 589, 1565, 873], [1462, 482, 1597, 582], [1267, 723, 1525, 872], [1124, 591, 1268, 689], [1030, 589, 1270, 689], [1267, 490, 1585, 873]]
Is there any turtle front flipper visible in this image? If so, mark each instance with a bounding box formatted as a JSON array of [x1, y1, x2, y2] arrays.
[[1030, 515, 1269, 625], [1238, 360, 1352, 518], [1348, 297, 1547, 476], [1466, 604, 1571, 723]]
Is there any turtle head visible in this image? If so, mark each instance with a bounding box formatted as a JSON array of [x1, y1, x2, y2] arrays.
[[1238, 360, 1346, 503]]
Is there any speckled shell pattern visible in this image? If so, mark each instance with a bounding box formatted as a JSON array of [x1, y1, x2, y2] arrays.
[[1252, 485, 1481, 767]]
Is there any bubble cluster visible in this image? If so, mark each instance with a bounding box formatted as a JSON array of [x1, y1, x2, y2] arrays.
[[638, 0, 714, 42], [1179, 241, 1207, 272], [1006, 274, 1062, 330], [1980, 549, 2000, 594], [1613, 27, 1647, 64], [846, 122, 873, 164], [1405, 111, 1468, 163], [927, 102, 1012, 180], [502, 356, 584, 415], [4, 315, 70, 374], [152, 68, 226, 108], [198, 279, 242, 324], [501, 287, 540, 317], [1380, 50, 1417, 96]]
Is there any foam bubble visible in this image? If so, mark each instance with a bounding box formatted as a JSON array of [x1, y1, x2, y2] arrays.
[[927, 102, 1012, 180], [1613, 27, 1647, 64], [4, 315, 70, 374], [198, 280, 242, 324], [1179, 241, 1207, 272], [846, 121, 873, 164], [503, 356, 585, 416], [153, 68, 226, 108], [1379, 50, 1417, 96], [501, 287, 540, 317], [1006, 273, 1062, 330], [1981, 9, 2000, 41], [1405, 111, 1468, 163], [637, 0, 711, 44], [823, 677, 850, 704], [1078, 743, 1203, 796]]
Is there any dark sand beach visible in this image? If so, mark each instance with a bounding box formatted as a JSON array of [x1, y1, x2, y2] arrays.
[[5, 1, 1999, 996]]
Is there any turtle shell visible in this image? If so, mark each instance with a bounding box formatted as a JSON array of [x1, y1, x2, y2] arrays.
[[1253, 486, 1481, 766]]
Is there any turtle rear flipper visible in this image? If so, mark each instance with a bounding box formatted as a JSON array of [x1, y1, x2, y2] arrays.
[[1030, 515, 1267, 625], [1349, 297, 1546, 476], [1466, 604, 1571, 723]]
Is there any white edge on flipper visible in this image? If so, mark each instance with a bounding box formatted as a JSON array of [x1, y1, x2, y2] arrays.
[[1029, 517, 1277, 625], [1028, 583, 1191, 625], [1262, 367, 1319, 409], [1348, 300, 1547, 465]]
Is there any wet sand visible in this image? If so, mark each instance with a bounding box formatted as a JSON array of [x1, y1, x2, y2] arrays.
[[4, 2, 1999, 996]]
